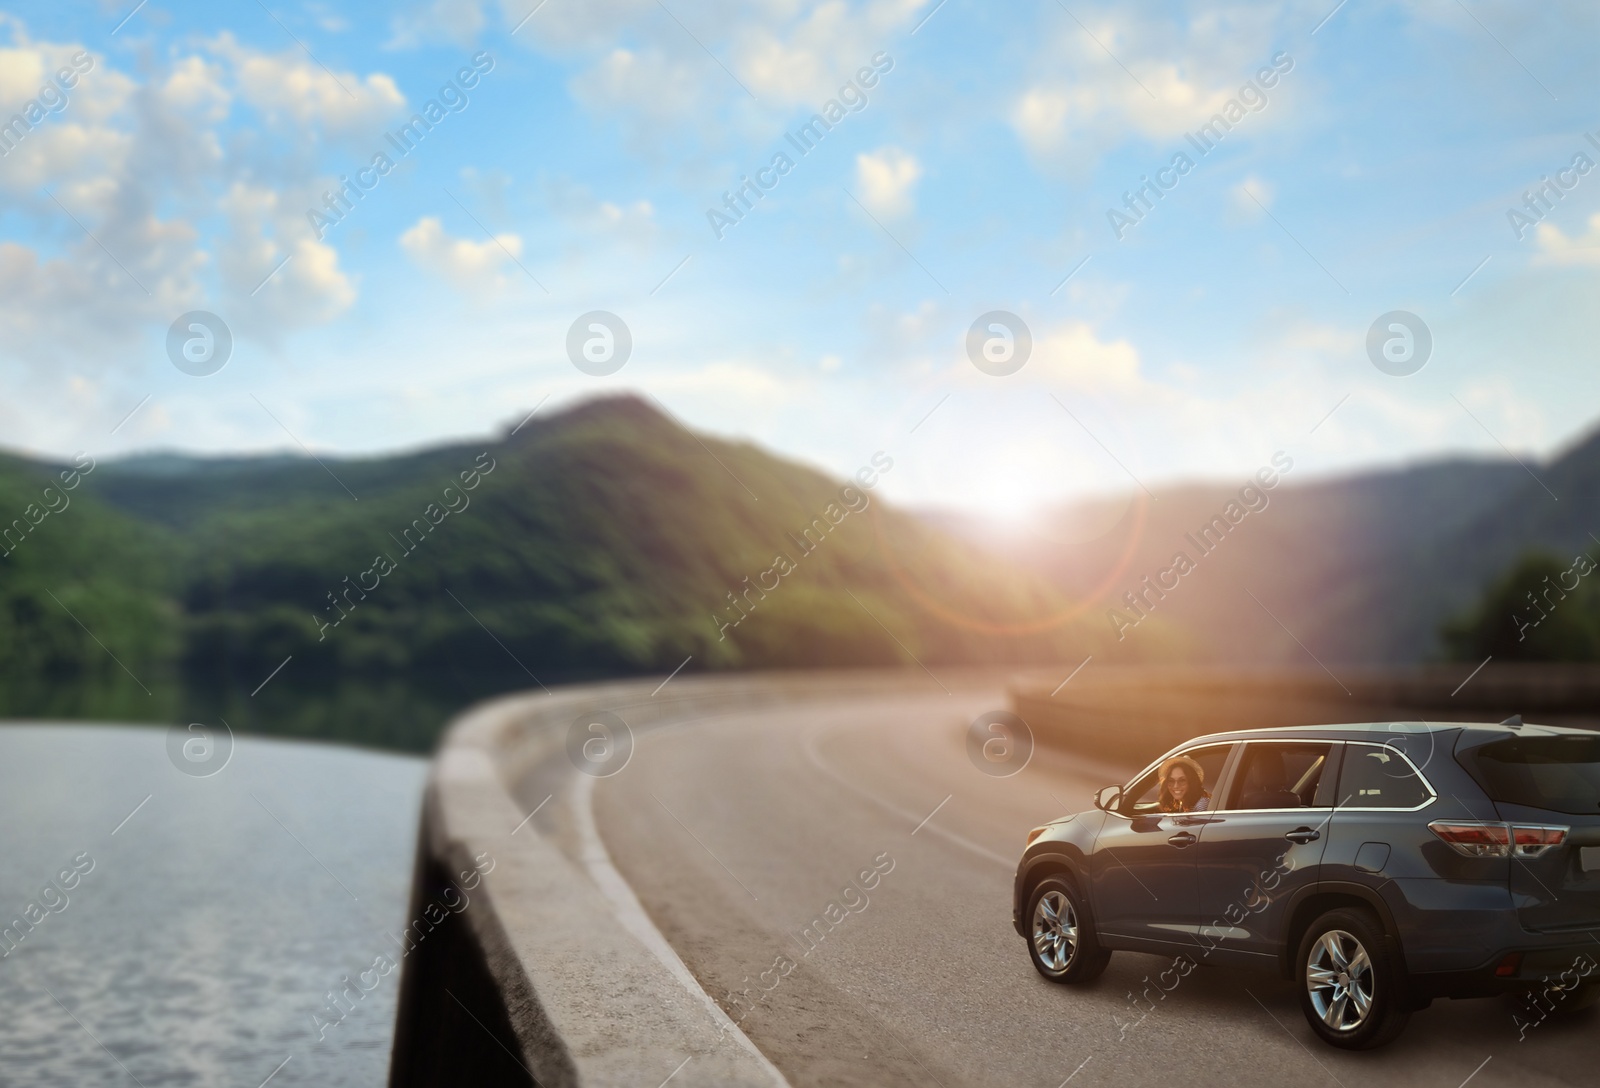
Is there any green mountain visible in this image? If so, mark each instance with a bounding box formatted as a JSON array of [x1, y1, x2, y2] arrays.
[[930, 430, 1600, 668], [1441, 551, 1600, 662], [2, 396, 1163, 750], [13, 395, 1596, 749], [0, 449, 179, 719]]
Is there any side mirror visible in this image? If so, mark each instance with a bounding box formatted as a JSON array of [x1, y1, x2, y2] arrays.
[[1093, 785, 1123, 813]]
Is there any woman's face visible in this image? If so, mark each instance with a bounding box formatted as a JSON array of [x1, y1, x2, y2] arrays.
[[1167, 768, 1190, 801]]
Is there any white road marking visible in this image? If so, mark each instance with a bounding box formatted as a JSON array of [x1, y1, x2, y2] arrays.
[[801, 725, 1014, 868], [569, 769, 793, 1087]]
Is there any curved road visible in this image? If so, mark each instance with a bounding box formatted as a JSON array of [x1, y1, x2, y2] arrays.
[[517, 683, 1593, 1088]]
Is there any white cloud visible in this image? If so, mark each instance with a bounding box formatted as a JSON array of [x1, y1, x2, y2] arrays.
[[0, 42, 140, 196], [1012, 89, 1071, 155], [400, 215, 524, 290], [543, 177, 657, 247], [1232, 175, 1274, 216], [218, 183, 358, 336], [0, 20, 402, 371], [1009, 5, 1294, 163], [943, 315, 1158, 408], [1534, 212, 1600, 266], [855, 146, 920, 218], [515, 0, 924, 151], [162, 55, 232, 122], [0, 29, 91, 104], [1011, 68, 1245, 158], [495, 0, 655, 52], [1024, 320, 1147, 394], [568, 46, 710, 129], [731, 0, 923, 105], [1328, 377, 1552, 466], [600, 199, 654, 226], [650, 360, 794, 397], [213, 34, 406, 135]]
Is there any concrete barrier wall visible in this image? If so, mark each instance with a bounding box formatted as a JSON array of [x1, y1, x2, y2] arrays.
[[388, 803, 550, 1087], [388, 669, 1006, 1088], [1010, 663, 1600, 770]]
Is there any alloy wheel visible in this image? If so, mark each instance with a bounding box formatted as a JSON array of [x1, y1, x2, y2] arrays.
[[1032, 889, 1078, 972], [1305, 929, 1374, 1032]]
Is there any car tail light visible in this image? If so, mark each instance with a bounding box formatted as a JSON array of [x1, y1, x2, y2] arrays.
[[1429, 821, 1512, 857], [1510, 825, 1568, 858], [1428, 821, 1569, 858]]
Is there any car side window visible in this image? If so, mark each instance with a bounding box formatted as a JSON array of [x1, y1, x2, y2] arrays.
[[1122, 744, 1233, 815], [1227, 743, 1332, 810], [1337, 745, 1432, 809], [1123, 769, 1164, 815]]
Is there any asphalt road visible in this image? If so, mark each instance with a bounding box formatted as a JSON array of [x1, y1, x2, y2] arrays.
[[527, 683, 1595, 1088]]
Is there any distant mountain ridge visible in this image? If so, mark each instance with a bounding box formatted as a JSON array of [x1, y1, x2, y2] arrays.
[[927, 434, 1599, 666], [8, 395, 1592, 747], [0, 395, 1163, 747]]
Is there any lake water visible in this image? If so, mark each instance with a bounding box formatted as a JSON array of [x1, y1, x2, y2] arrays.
[[0, 724, 427, 1086]]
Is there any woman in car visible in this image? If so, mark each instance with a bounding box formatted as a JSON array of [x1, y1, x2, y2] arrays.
[[1157, 755, 1211, 813]]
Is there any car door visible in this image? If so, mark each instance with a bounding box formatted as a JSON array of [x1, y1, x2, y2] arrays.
[[1322, 740, 1438, 899], [1188, 740, 1336, 962], [1092, 743, 1234, 947]]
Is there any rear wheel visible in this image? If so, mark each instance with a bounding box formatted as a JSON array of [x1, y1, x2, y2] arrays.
[[1026, 876, 1110, 984], [1296, 908, 1410, 1050]]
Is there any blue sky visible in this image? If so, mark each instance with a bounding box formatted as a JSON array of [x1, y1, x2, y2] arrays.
[[2, 0, 1598, 515]]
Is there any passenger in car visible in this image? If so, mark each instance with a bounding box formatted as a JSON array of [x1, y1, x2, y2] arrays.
[[1239, 750, 1305, 809], [1158, 755, 1211, 813]]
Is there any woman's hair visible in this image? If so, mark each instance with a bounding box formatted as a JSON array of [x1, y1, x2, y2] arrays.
[[1157, 755, 1212, 812]]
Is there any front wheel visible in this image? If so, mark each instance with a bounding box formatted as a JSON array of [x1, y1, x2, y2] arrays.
[[1026, 876, 1110, 983], [1296, 908, 1411, 1049]]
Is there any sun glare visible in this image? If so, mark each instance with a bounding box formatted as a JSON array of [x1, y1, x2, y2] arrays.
[[972, 484, 1047, 530], [952, 453, 1067, 531]]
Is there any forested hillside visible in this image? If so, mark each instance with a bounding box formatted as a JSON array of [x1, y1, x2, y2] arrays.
[[2, 396, 1164, 748]]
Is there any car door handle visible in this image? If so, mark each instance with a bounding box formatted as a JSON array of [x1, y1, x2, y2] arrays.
[[1284, 827, 1321, 844], [1168, 832, 1197, 848]]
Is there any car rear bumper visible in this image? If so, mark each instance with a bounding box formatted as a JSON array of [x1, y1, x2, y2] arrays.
[[1411, 942, 1599, 999], [1381, 876, 1599, 994]]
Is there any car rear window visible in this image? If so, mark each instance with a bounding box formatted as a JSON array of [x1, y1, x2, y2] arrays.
[[1464, 735, 1600, 816]]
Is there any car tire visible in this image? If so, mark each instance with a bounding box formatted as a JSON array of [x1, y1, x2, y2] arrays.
[[1295, 907, 1411, 1050], [1026, 876, 1110, 984]]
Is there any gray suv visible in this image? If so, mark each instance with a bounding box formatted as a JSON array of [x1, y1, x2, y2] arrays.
[[1013, 720, 1600, 1048]]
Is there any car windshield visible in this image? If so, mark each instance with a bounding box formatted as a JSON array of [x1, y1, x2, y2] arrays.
[[1462, 735, 1600, 816]]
